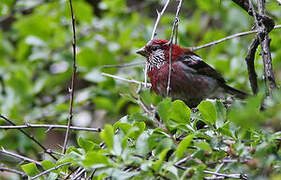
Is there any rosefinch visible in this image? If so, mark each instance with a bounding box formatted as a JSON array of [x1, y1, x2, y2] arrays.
[[137, 39, 247, 108]]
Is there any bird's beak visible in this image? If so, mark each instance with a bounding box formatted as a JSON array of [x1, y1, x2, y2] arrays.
[[136, 47, 148, 57]]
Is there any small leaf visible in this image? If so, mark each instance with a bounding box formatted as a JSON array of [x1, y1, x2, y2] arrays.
[[78, 137, 95, 152], [198, 101, 217, 124], [194, 142, 212, 152], [170, 100, 191, 124], [136, 132, 150, 156], [152, 148, 170, 171], [83, 151, 109, 167], [21, 163, 40, 177], [41, 160, 56, 171], [176, 134, 194, 159], [100, 124, 114, 150], [157, 98, 171, 124]]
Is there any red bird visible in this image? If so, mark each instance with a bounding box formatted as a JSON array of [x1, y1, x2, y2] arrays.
[[137, 39, 247, 108]]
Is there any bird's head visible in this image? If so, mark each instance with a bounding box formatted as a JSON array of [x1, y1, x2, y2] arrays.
[[136, 39, 184, 70]]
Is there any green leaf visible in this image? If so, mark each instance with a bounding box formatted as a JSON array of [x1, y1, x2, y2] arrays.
[[21, 163, 40, 177], [136, 132, 150, 156], [83, 151, 109, 168], [194, 142, 212, 152], [157, 98, 171, 124], [100, 124, 114, 150], [197, 101, 217, 124], [41, 160, 56, 171], [152, 148, 170, 172], [176, 134, 194, 159], [78, 137, 95, 152], [170, 100, 191, 124]]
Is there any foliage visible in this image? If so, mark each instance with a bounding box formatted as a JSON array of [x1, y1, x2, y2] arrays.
[[0, 0, 281, 179]]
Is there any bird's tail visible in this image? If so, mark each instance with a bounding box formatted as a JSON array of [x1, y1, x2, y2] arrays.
[[220, 83, 248, 99]]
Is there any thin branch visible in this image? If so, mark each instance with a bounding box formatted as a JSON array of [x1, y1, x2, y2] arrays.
[[203, 170, 247, 179], [190, 25, 281, 51], [103, 62, 144, 68], [0, 114, 58, 160], [145, 0, 170, 87], [0, 124, 101, 132], [30, 162, 71, 180], [150, 0, 170, 40], [0, 165, 27, 178], [87, 169, 96, 180], [0, 148, 41, 166], [166, 0, 183, 96], [102, 72, 151, 87], [63, 0, 77, 154]]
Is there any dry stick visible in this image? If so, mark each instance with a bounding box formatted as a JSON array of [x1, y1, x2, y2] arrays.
[[144, 0, 170, 87], [245, 36, 259, 94], [0, 114, 58, 160], [0, 166, 27, 178], [103, 62, 144, 68], [63, 0, 77, 154], [101, 72, 152, 87], [191, 25, 280, 50], [0, 124, 101, 132], [166, 0, 183, 96], [0, 148, 41, 166], [30, 162, 71, 180]]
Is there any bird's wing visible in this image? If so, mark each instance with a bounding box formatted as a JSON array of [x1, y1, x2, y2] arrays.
[[176, 51, 226, 83]]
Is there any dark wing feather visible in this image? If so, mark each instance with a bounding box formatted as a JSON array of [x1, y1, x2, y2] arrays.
[[177, 51, 226, 83]]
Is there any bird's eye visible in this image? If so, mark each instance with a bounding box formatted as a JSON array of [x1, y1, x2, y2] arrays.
[[151, 46, 158, 51]]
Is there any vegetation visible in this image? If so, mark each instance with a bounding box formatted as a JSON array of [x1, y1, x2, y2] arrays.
[[0, 0, 280, 179]]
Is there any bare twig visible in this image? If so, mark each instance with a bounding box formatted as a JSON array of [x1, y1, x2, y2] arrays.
[[0, 148, 41, 166], [103, 62, 144, 68], [0, 165, 27, 178], [167, 0, 183, 96], [102, 72, 151, 87], [87, 169, 96, 180], [0, 114, 57, 160], [204, 170, 247, 179], [144, 0, 170, 87], [190, 25, 281, 51], [0, 124, 101, 132], [30, 162, 71, 180], [63, 0, 77, 154]]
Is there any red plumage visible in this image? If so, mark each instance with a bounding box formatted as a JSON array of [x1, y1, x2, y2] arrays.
[[137, 39, 247, 108]]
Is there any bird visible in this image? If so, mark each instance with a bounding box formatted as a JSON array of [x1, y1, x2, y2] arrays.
[[136, 39, 248, 108]]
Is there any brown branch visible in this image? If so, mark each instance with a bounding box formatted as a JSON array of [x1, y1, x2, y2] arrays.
[[245, 35, 259, 94], [0, 124, 101, 132], [63, 0, 77, 154], [0, 165, 27, 178], [248, 0, 277, 95], [0, 114, 58, 160], [0, 148, 41, 166]]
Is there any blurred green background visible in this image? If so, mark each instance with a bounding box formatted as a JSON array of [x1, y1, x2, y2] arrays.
[[0, 0, 280, 179]]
